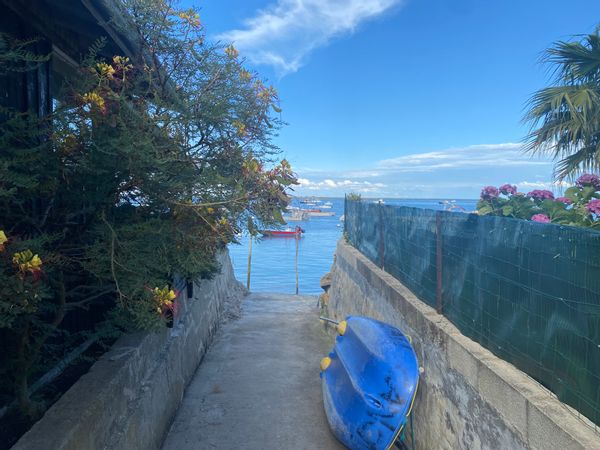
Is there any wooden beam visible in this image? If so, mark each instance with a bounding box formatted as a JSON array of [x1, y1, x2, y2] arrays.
[[80, 0, 136, 58]]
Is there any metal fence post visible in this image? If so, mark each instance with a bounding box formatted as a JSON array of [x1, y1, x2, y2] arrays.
[[436, 211, 443, 314]]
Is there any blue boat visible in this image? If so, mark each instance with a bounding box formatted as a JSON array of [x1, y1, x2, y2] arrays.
[[320, 316, 419, 450]]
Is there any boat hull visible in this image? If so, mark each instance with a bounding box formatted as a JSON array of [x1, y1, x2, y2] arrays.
[[308, 212, 335, 217], [320, 316, 419, 450], [260, 230, 303, 237]]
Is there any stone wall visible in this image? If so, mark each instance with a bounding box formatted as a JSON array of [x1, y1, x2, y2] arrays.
[[13, 250, 247, 450], [325, 239, 600, 450]]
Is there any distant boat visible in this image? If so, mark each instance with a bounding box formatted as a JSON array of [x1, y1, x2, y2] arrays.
[[301, 209, 335, 217], [439, 200, 466, 212], [260, 226, 304, 237], [308, 211, 335, 217], [300, 197, 320, 205], [284, 210, 309, 222], [320, 316, 419, 450]]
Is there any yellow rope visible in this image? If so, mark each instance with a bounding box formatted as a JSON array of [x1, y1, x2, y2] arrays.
[[385, 377, 420, 450]]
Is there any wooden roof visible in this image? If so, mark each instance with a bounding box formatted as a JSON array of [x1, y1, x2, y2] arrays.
[[1, 0, 140, 64]]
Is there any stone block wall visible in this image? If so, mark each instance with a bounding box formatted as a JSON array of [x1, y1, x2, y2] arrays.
[[325, 239, 599, 450], [13, 250, 246, 450]]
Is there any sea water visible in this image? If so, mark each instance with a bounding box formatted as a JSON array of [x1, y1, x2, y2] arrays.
[[228, 198, 478, 295]]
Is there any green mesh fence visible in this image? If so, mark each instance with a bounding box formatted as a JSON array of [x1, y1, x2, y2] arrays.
[[344, 199, 600, 426]]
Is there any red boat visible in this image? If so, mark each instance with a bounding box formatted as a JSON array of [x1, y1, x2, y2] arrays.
[[260, 226, 305, 237]]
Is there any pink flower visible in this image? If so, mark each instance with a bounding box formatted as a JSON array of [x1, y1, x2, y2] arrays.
[[556, 196, 573, 205], [480, 186, 499, 200], [527, 190, 554, 201], [499, 184, 517, 195], [586, 199, 600, 215], [531, 214, 551, 223], [576, 173, 600, 190]]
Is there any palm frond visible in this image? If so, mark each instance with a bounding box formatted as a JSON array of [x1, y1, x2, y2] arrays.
[[524, 29, 600, 180]]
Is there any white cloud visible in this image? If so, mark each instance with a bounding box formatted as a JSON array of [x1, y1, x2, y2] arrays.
[[297, 177, 385, 192], [376, 143, 552, 173], [516, 180, 572, 191], [217, 0, 403, 74], [293, 143, 559, 198]]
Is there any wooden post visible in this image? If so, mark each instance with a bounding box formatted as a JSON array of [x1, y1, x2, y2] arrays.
[[246, 236, 252, 290], [295, 235, 299, 295], [379, 203, 385, 269], [436, 212, 443, 313], [343, 193, 347, 236]]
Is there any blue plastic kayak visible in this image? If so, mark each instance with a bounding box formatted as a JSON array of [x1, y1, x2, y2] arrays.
[[320, 316, 419, 450]]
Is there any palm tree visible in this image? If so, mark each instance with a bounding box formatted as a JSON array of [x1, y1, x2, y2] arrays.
[[524, 29, 600, 180]]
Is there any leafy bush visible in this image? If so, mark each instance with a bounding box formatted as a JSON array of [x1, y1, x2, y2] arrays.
[[0, 0, 295, 418], [477, 174, 600, 228]]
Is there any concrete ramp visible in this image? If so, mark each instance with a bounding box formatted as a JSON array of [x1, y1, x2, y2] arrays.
[[161, 293, 344, 450]]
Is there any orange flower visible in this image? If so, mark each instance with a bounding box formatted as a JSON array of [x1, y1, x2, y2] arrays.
[[233, 120, 247, 137], [153, 286, 177, 315], [0, 230, 7, 252], [12, 250, 42, 274], [82, 92, 105, 110], [225, 45, 239, 59]]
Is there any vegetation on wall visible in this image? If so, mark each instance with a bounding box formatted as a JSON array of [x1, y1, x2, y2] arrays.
[[0, 0, 295, 421], [476, 175, 600, 228]]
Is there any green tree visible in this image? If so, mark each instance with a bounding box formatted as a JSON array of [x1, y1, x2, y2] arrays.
[[524, 29, 600, 180], [0, 0, 295, 419]]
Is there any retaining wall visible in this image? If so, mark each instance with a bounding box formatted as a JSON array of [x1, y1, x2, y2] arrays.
[[325, 239, 600, 450], [13, 250, 246, 450]]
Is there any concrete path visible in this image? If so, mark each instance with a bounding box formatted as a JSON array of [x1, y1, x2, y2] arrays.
[[161, 293, 345, 450]]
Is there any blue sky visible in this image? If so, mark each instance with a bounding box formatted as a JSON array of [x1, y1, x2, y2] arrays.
[[189, 0, 599, 198]]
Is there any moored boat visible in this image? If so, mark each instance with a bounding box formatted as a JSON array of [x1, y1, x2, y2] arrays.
[[260, 226, 304, 237], [284, 210, 309, 221], [320, 316, 419, 450], [300, 208, 336, 217], [308, 211, 335, 217]]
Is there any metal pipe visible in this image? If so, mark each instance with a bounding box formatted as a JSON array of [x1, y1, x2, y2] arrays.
[[319, 316, 340, 325]]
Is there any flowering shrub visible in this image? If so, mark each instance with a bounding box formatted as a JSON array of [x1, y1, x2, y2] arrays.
[[586, 199, 600, 215], [152, 286, 177, 315], [0, 230, 7, 252], [0, 0, 296, 420], [531, 214, 551, 223], [0, 231, 49, 329], [499, 184, 517, 195], [12, 250, 42, 276], [556, 197, 573, 205], [527, 190, 554, 201], [576, 174, 600, 190], [480, 186, 499, 200], [477, 174, 600, 228]]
